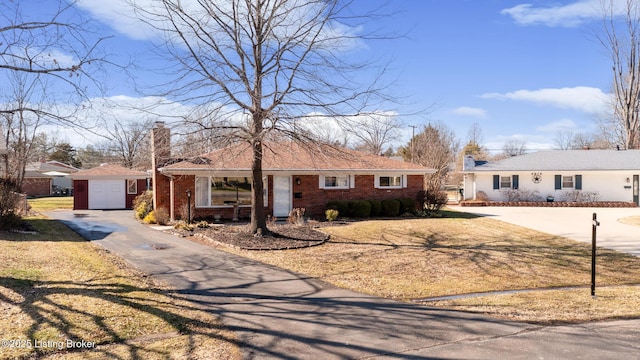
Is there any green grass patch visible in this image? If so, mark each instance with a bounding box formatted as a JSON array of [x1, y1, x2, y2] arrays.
[[28, 196, 74, 211]]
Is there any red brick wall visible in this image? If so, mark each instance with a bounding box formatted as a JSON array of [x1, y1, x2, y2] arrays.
[[125, 179, 148, 209], [22, 178, 51, 196], [154, 171, 171, 213], [167, 173, 424, 221], [292, 175, 424, 216]]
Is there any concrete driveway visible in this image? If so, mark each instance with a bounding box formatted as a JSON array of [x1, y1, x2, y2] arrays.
[[454, 206, 640, 256], [44, 209, 640, 359]]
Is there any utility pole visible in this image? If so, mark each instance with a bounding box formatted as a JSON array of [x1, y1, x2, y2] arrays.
[[409, 125, 417, 163]]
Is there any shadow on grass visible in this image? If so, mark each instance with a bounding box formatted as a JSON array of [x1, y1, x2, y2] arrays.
[[0, 275, 238, 359]]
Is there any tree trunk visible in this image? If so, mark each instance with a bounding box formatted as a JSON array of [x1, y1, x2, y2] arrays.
[[249, 138, 268, 235]]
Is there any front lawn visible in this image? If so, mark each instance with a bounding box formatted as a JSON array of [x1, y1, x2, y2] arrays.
[[0, 216, 240, 360], [205, 211, 640, 324], [28, 196, 74, 211]]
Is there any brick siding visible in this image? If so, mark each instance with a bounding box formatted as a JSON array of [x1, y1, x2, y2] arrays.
[[165, 173, 424, 221], [22, 178, 51, 196]]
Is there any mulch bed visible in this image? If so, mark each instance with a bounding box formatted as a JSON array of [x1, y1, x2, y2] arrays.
[[170, 223, 330, 250]]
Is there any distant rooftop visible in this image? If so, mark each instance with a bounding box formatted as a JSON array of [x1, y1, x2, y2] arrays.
[[467, 150, 640, 172]]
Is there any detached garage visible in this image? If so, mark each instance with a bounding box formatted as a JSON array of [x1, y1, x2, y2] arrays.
[[72, 164, 149, 210]]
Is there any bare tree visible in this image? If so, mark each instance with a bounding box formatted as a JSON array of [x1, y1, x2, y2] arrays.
[[1, 0, 111, 186], [599, 0, 640, 149], [341, 113, 401, 155], [553, 130, 601, 150], [106, 120, 153, 169], [399, 123, 459, 191], [501, 139, 527, 157], [132, 0, 393, 234]]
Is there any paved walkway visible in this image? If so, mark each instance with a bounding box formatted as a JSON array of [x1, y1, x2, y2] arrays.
[[45, 209, 640, 359], [454, 206, 640, 256]]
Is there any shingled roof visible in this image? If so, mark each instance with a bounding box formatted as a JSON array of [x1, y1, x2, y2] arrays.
[[72, 164, 149, 179], [467, 150, 640, 172], [160, 142, 434, 174]]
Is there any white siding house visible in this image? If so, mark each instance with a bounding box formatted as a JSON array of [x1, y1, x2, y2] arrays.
[[462, 150, 640, 205]]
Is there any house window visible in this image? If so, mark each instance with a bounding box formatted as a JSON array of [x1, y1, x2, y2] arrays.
[[500, 176, 512, 189], [562, 176, 574, 189], [195, 176, 267, 207], [127, 179, 137, 194], [324, 175, 350, 189], [376, 175, 403, 189]]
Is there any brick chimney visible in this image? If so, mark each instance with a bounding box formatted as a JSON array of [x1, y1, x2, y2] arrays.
[[151, 121, 171, 211]]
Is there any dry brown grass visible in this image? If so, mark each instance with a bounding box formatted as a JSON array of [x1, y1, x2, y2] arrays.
[[619, 215, 640, 226], [207, 211, 640, 324], [0, 216, 240, 360]]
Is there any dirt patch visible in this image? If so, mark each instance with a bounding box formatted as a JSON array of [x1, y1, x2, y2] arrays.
[[619, 216, 640, 227], [173, 223, 330, 250]]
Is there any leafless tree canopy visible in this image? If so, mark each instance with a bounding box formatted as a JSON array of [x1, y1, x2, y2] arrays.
[[501, 139, 527, 157], [599, 0, 640, 149], [399, 123, 459, 191], [1, 0, 111, 188], [132, 0, 394, 234]]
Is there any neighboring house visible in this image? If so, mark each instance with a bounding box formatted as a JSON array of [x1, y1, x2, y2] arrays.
[[462, 150, 640, 205], [72, 164, 149, 210], [150, 122, 434, 220], [23, 161, 79, 196]]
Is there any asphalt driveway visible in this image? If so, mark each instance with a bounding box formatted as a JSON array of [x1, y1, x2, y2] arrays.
[[44, 209, 640, 359], [454, 206, 640, 256]]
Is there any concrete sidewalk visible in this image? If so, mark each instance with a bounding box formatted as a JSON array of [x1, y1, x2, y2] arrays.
[[454, 206, 640, 256], [45, 209, 640, 359]]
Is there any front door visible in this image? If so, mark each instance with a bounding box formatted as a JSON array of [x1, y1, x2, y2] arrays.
[[634, 175, 639, 206], [273, 176, 291, 217]]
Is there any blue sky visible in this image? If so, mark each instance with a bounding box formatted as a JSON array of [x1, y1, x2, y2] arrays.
[[19, 0, 621, 152]]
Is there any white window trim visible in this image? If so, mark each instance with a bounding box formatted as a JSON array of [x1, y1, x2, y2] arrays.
[[500, 176, 512, 189], [194, 176, 268, 208], [127, 179, 138, 194], [319, 174, 351, 189], [562, 176, 574, 189], [375, 174, 404, 189]]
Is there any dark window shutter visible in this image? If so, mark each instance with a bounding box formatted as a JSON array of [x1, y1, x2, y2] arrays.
[[512, 175, 519, 189], [575, 175, 582, 190], [555, 175, 562, 190], [493, 175, 499, 189]]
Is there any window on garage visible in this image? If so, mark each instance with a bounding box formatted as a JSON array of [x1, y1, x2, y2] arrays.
[[127, 179, 137, 194]]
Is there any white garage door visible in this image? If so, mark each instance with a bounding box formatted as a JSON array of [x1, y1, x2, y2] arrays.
[[89, 179, 126, 209]]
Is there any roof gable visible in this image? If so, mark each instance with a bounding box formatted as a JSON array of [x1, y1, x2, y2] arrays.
[[469, 150, 640, 172], [161, 142, 433, 174], [72, 164, 148, 179]]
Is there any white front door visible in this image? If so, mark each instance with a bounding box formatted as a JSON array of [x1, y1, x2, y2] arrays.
[[273, 176, 291, 217]]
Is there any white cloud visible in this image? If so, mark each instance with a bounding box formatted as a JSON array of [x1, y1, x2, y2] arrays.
[[75, 1, 158, 40], [535, 119, 577, 133], [480, 86, 609, 114], [451, 106, 487, 118], [75, 0, 364, 50], [501, 0, 627, 27]]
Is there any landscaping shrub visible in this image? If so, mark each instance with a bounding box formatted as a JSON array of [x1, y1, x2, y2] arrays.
[[368, 199, 382, 217], [325, 209, 339, 222], [154, 208, 170, 225], [349, 200, 371, 218], [381, 199, 401, 217], [288, 208, 306, 225], [196, 220, 210, 228], [398, 198, 416, 214], [417, 190, 448, 216], [173, 220, 194, 231], [133, 191, 153, 220], [142, 211, 156, 224], [326, 200, 350, 217]]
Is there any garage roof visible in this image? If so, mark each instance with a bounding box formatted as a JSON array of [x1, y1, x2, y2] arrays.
[[72, 164, 149, 180]]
